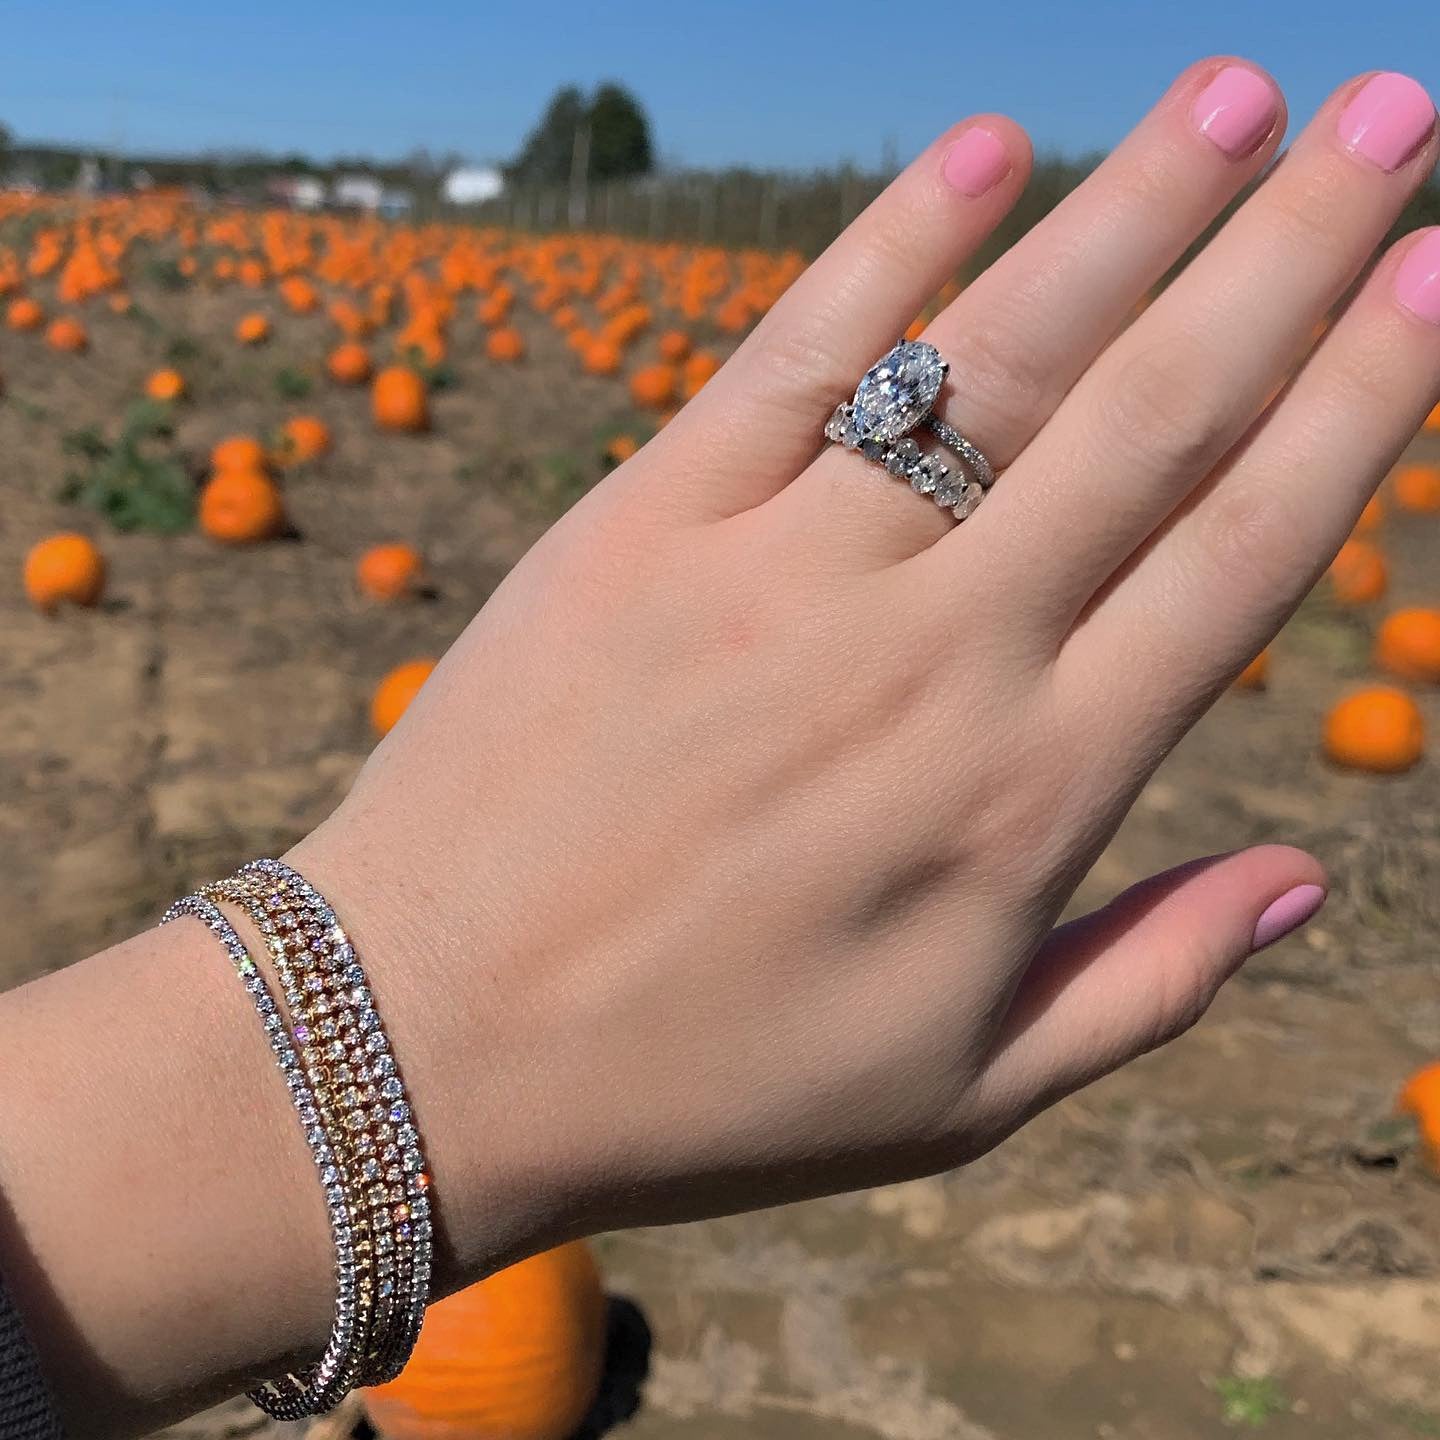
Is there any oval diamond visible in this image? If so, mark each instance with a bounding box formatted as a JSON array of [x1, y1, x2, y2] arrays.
[[850, 341, 946, 444]]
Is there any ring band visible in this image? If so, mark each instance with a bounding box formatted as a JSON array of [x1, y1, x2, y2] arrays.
[[924, 414, 995, 491], [824, 339, 995, 522]]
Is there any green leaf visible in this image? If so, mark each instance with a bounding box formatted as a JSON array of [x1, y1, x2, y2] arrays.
[[274, 366, 313, 400], [166, 335, 203, 365], [1215, 1376, 1290, 1429], [59, 407, 195, 533]]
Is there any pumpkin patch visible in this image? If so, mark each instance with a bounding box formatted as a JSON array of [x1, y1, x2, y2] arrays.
[[3, 162, 1438, 1439]]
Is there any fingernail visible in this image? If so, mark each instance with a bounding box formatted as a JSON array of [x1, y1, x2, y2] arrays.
[[1190, 66, 1278, 158], [1395, 229, 1440, 324], [1337, 72, 1435, 171], [943, 127, 1011, 197], [1251, 884, 1327, 953]]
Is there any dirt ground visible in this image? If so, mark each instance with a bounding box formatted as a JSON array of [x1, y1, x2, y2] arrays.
[[2, 281, 1439, 1440]]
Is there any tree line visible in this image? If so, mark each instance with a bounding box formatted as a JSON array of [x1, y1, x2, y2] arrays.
[[0, 86, 1436, 259]]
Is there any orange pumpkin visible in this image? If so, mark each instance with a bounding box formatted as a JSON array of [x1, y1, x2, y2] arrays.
[[1424, 400, 1440, 433], [363, 1243, 606, 1440], [327, 342, 374, 386], [45, 316, 88, 353], [235, 312, 270, 345], [581, 339, 621, 377], [145, 368, 186, 402], [1393, 463, 1440, 513], [278, 415, 332, 466], [1399, 1061, 1440, 1169], [279, 275, 319, 314], [1326, 539, 1388, 605], [1322, 687, 1424, 773], [373, 367, 430, 432], [657, 329, 691, 363], [6, 297, 43, 331], [24, 533, 105, 613], [1352, 495, 1384, 535], [371, 658, 437, 736], [1375, 608, 1440, 684], [682, 350, 720, 398], [357, 543, 423, 601], [486, 327, 525, 362], [210, 435, 269, 475], [629, 363, 677, 410], [1233, 649, 1270, 690], [604, 434, 639, 465], [198, 469, 285, 544]]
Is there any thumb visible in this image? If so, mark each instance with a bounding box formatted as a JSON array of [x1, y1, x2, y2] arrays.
[[982, 845, 1326, 1110]]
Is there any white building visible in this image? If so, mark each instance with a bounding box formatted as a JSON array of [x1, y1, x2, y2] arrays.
[[290, 176, 325, 210], [332, 173, 384, 210], [268, 175, 326, 210], [442, 165, 503, 206]]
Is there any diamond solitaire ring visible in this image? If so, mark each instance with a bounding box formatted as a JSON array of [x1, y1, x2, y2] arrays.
[[824, 340, 995, 521]]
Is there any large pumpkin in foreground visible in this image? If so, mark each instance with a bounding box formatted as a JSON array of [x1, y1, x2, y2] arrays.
[[363, 1242, 606, 1440]]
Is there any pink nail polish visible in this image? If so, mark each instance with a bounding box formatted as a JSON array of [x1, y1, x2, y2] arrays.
[[1395, 229, 1440, 324], [1251, 884, 1326, 953], [1190, 66, 1278, 158], [1337, 72, 1435, 171], [943, 128, 1011, 197]]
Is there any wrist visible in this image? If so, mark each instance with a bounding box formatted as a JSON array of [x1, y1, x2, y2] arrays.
[[283, 811, 577, 1298]]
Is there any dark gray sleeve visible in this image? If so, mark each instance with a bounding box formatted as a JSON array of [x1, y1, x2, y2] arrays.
[[0, 1271, 61, 1440]]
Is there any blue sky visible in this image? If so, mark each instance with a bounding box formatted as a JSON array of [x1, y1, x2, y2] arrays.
[[4, 1, 1438, 170]]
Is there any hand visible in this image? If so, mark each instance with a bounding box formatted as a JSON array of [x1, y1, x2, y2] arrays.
[[294, 62, 1437, 1274]]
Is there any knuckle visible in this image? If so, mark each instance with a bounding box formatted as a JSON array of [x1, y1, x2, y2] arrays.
[[855, 201, 930, 279], [947, 310, 1053, 452], [744, 310, 854, 421], [1192, 476, 1308, 592], [1262, 164, 1354, 269], [1105, 144, 1200, 222], [1095, 338, 1230, 476], [1145, 944, 1225, 1053], [1330, 330, 1404, 416]]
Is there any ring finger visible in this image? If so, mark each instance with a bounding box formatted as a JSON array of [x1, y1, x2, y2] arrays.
[[773, 57, 1287, 563]]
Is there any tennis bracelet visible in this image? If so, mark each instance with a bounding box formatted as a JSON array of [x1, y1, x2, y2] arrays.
[[162, 857, 433, 1417]]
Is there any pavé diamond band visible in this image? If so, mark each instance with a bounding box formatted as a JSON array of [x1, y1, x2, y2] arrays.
[[824, 339, 996, 521]]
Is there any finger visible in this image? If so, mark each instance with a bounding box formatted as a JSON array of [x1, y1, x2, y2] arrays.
[[778, 57, 1287, 566], [976, 847, 1325, 1112], [647, 118, 1032, 519], [944, 71, 1437, 634], [1058, 224, 1440, 740]]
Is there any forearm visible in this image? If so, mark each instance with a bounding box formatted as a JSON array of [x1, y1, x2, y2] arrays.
[[0, 839, 557, 1440], [0, 920, 335, 1434]]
